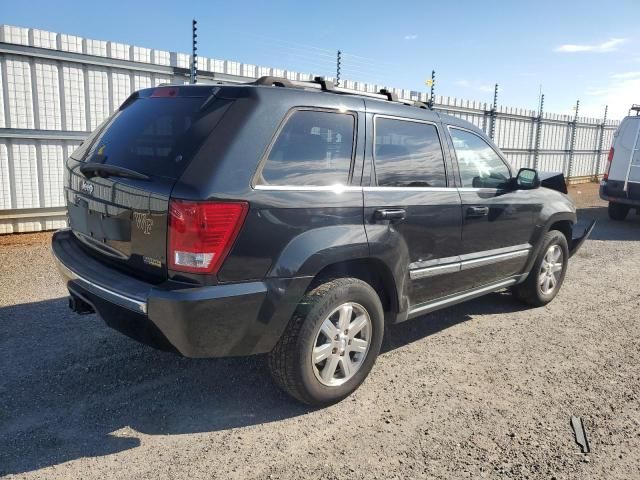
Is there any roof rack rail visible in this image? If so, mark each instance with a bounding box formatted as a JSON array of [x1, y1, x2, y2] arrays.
[[379, 88, 398, 102], [631, 104, 640, 115], [245, 75, 430, 110], [313, 76, 336, 92], [253, 76, 294, 88]]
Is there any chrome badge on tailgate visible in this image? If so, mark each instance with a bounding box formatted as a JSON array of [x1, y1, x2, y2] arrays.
[[133, 212, 153, 235]]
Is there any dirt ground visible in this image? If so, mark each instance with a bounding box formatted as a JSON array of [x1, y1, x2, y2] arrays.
[[1, 182, 639, 479]]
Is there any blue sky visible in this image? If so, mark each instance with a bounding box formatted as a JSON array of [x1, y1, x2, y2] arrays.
[[4, 0, 640, 119]]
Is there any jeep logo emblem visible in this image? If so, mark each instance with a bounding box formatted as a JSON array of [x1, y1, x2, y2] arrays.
[[133, 212, 153, 235], [80, 180, 94, 195]]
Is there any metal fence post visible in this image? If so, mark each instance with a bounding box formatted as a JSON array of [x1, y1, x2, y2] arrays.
[[567, 100, 580, 179], [336, 50, 342, 86], [427, 70, 435, 108], [190, 19, 198, 84], [533, 93, 544, 170], [594, 105, 608, 179], [489, 83, 498, 140]]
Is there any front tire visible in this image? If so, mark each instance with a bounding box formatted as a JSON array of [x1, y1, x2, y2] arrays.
[[267, 278, 384, 406], [513, 230, 569, 307], [608, 202, 630, 221]]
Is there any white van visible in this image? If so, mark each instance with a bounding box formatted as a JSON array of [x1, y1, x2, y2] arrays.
[[600, 105, 640, 220]]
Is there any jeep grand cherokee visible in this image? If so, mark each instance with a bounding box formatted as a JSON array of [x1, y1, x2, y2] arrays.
[[52, 77, 594, 405]]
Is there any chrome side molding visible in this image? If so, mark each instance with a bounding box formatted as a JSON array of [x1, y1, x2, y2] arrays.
[[409, 245, 531, 280]]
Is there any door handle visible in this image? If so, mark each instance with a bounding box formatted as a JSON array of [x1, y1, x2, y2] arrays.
[[374, 208, 407, 222], [466, 206, 489, 218]]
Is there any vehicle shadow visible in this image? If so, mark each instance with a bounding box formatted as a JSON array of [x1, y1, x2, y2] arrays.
[[576, 205, 640, 241], [382, 290, 525, 354], [0, 290, 533, 475], [0, 297, 307, 475]]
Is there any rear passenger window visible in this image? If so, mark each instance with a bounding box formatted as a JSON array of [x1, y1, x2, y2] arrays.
[[449, 128, 511, 189], [374, 118, 447, 187], [257, 110, 355, 186]]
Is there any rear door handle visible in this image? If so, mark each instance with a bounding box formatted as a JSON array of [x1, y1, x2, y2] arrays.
[[374, 208, 407, 222], [466, 206, 489, 218]]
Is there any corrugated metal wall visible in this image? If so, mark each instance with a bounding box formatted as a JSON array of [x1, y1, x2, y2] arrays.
[[0, 24, 620, 233]]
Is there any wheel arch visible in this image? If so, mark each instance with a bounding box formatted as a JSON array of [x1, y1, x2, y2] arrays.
[[310, 258, 401, 322], [520, 212, 575, 281], [548, 218, 573, 245]]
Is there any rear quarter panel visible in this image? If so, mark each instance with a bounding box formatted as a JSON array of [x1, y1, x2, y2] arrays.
[[175, 87, 369, 283]]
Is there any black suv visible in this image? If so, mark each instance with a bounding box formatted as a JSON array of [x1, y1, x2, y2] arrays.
[[52, 78, 594, 405]]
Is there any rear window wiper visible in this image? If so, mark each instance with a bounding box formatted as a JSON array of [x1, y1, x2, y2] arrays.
[[80, 162, 150, 181]]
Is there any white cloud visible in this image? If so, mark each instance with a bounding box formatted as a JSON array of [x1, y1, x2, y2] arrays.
[[611, 71, 640, 80], [581, 72, 640, 119], [555, 38, 625, 53], [404, 34, 418, 40]]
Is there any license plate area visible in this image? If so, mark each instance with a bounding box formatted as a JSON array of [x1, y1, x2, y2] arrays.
[[68, 202, 131, 243]]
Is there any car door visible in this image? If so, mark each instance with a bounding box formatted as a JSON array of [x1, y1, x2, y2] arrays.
[[446, 125, 537, 290], [363, 113, 464, 307]]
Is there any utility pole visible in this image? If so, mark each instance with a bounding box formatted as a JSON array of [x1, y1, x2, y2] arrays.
[[190, 19, 198, 84], [336, 50, 342, 86]]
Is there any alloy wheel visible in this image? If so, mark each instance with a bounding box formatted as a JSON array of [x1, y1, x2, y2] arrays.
[[538, 244, 564, 295], [311, 302, 372, 387]]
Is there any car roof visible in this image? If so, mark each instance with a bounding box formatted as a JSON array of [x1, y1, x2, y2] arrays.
[[148, 82, 487, 137]]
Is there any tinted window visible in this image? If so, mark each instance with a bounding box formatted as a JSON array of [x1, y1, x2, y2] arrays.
[[449, 128, 511, 189], [374, 118, 446, 187], [258, 110, 355, 186], [73, 96, 231, 179]]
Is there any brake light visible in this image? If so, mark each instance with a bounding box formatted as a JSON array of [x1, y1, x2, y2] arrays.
[[151, 87, 179, 98], [603, 147, 614, 180], [168, 200, 248, 274]]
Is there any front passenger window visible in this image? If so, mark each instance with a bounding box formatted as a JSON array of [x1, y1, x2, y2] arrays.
[[449, 128, 511, 189]]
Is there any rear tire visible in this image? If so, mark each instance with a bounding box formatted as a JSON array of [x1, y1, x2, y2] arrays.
[[267, 278, 384, 406], [608, 202, 630, 221], [513, 230, 569, 307]]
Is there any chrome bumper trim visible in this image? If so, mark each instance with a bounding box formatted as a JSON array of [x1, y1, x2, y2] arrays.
[[55, 257, 148, 315]]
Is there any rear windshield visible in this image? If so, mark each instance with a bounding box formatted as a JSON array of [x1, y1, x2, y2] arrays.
[[71, 92, 230, 179]]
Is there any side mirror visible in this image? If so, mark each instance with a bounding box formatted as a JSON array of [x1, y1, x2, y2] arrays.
[[515, 168, 540, 190]]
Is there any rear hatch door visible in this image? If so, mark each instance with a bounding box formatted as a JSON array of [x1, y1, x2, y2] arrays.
[[66, 86, 232, 283]]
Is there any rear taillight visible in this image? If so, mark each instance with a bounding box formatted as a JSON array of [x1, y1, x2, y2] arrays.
[[168, 200, 248, 274], [603, 147, 614, 180]]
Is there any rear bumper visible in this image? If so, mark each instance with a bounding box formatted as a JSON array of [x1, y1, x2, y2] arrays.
[[600, 182, 640, 207], [52, 229, 310, 358]]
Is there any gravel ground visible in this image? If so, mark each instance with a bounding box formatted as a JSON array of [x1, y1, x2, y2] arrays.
[[1, 183, 639, 479]]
